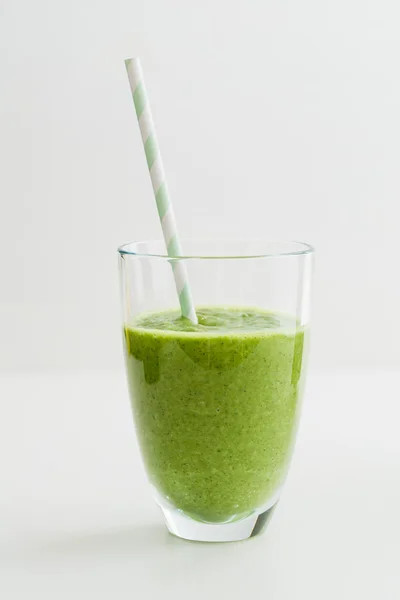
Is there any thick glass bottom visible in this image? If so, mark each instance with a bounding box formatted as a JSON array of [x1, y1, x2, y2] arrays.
[[160, 503, 277, 542]]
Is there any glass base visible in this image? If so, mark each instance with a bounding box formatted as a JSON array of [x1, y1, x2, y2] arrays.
[[160, 503, 277, 542]]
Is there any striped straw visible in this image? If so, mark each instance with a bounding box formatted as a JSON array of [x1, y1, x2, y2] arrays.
[[125, 57, 197, 324]]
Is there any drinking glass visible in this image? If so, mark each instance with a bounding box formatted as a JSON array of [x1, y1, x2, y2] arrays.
[[118, 239, 314, 542]]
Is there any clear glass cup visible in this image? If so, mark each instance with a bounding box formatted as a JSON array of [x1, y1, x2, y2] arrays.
[[118, 239, 314, 542]]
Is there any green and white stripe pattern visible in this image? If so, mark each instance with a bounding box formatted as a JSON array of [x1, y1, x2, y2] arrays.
[[125, 57, 197, 324]]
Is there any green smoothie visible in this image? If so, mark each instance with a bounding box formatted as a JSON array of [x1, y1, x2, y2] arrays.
[[124, 307, 306, 523]]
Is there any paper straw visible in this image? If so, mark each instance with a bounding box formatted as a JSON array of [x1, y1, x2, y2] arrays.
[[125, 57, 197, 324]]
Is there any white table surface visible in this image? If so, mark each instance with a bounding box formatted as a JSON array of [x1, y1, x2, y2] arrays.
[[0, 371, 399, 599]]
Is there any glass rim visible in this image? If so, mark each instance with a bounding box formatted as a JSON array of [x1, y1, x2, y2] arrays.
[[118, 238, 314, 260]]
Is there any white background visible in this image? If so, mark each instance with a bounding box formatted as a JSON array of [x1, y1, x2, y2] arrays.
[[1, 2, 400, 598], [1, 0, 400, 372]]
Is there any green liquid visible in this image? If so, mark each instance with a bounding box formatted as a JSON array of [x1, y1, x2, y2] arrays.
[[124, 307, 306, 523]]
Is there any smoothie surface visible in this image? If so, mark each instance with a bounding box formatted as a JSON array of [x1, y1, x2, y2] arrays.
[[130, 306, 298, 335]]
